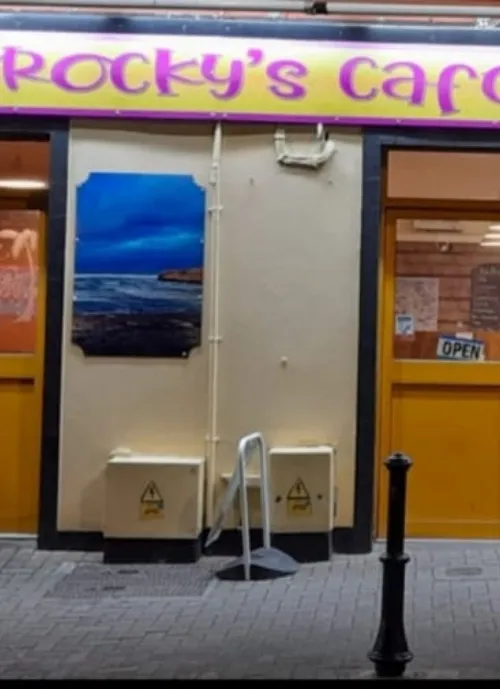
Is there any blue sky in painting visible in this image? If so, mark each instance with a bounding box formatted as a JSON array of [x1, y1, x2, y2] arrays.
[[75, 172, 205, 275]]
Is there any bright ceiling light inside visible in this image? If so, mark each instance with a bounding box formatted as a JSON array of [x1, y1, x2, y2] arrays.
[[489, 224, 500, 231], [481, 240, 500, 247], [0, 178, 47, 190], [482, 233, 500, 240]]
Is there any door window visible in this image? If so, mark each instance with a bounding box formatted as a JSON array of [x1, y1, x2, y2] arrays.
[[0, 210, 40, 354], [393, 218, 500, 362]]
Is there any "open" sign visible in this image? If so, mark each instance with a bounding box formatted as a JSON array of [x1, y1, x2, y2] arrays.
[[436, 335, 485, 362]]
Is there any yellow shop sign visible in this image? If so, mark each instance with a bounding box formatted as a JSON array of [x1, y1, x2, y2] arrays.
[[1, 30, 500, 129]]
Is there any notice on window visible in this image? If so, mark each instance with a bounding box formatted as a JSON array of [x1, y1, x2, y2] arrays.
[[436, 335, 485, 361], [395, 313, 415, 337], [395, 277, 439, 332], [471, 264, 500, 331]]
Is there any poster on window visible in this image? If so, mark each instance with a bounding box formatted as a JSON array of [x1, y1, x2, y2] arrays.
[[0, 211, 40, 354], [395, 276, 439, 332]]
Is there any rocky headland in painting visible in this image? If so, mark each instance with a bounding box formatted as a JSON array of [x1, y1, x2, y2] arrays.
[[72, 269, 203, 358], [73, 312, 201, 358], [158, 267, 203, 284]]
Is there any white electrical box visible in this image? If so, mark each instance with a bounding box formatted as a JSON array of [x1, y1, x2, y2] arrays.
[[269, 445, 336, 534], [104, 451, 205, 540]]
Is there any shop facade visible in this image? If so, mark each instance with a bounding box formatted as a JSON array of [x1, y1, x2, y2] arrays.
[[0, 10, 499, 560]]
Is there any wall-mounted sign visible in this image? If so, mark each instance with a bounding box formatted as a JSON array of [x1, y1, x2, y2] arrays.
[[4, 31, 500, 128], [436, 335, 485, 362], [471, 264, 500, 330]]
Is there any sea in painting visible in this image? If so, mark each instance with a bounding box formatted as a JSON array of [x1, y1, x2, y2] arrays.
[[72, 172, 205, 358]]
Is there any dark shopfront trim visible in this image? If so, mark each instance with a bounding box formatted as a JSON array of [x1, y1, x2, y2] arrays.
[[56, 528, 340, 563], [34, 122, 69, 551], [0, 118, 68, 551], [5, 11, 500, 558], [352, 128, 500, 557], [45, 130, 500, 563], [4, 9, 500, 49]]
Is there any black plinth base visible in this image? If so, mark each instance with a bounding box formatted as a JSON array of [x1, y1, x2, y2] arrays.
[[369, 650, 413, 679], [372, 661, 407, 678], [215, 546, 300, 581]]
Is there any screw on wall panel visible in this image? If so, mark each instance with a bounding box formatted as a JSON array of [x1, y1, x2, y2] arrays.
[[275, 496, 282, 503]]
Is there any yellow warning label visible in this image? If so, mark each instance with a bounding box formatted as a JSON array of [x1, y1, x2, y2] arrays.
[[286, 477, 312, 517], [140, 481, 164, 520]]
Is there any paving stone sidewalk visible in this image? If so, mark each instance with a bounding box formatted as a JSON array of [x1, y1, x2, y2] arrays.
[[1, 538, 500, 679]]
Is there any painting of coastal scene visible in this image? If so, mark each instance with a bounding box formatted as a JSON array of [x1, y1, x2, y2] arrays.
[[72, 172, 205, 358]]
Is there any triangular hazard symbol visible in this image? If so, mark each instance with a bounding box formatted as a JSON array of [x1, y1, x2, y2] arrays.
[[287, 477, 310, 500], [141, 481, 163, 504]]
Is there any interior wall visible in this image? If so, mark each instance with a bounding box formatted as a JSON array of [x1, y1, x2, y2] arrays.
[[0, 140, 49, 182], [388, 150, 500, 201], [58, 121, 362, 532], [395, 240, 500, 360]]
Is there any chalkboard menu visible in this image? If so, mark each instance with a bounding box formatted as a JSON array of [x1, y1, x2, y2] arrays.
[[471, 264, 500, 330]]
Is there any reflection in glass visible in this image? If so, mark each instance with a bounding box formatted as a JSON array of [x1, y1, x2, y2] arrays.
[[0, 211, 39, 355], [394, 218, 500, 361]]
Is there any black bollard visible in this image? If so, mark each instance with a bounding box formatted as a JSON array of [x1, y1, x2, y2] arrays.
[[368, 452, 413, 679]]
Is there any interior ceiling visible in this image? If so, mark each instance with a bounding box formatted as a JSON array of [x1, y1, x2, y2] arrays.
[[0, 140, 49, 183], [398, 219, 500, 244]]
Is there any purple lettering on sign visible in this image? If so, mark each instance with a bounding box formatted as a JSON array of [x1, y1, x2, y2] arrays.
[[1, 46, 48, 90], [382, 61, 427, 106], [3, 36, 500, 124], [200, 54, 244, 100], [110, 53, 150, 94], [199, 49, 264, 100], [51, 53, 110, 93], [154, 50, 204, 96], [436, 63, 478, 116], [0, 41, 314, 106], [339, 56, 378, 100], [481, 65, 500, 105], [266, 59, 307, 100], [247, 49, 264, 67]]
